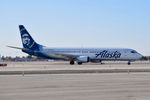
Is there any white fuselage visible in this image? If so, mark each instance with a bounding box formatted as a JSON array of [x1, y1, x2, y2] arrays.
[[40, 47, 143, 61]]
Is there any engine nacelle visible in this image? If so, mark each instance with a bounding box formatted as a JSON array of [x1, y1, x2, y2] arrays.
[[77, 56, 89, 63]]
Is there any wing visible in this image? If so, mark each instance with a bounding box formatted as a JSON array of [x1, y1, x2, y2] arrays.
[[54, 53, 79, 60]]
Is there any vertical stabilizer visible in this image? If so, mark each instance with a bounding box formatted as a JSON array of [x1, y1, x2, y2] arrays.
[[19, 25, 40, 51]]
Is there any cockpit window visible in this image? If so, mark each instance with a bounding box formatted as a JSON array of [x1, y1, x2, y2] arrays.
[[131, 50, 137, 53]]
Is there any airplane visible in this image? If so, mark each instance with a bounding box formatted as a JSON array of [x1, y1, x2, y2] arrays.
[[8, 25, 143, 65]]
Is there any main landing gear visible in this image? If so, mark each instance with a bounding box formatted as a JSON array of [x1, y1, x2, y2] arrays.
[[77, 62, 82, 65], [70, 60, 75, 65], [70, 60, 83, 65]]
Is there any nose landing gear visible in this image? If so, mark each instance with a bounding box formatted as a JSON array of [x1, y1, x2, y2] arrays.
[[128, 61, 131, 65]]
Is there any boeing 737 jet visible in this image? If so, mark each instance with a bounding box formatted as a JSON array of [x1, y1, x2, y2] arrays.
[[8, 25, 143, 65]]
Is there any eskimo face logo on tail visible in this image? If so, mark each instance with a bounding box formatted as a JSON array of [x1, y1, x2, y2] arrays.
[[95, 50, 121, 59], [22, 34, 30, 46]]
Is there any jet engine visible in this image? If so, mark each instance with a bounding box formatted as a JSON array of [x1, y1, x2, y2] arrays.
[[77, 56, 89, 63]]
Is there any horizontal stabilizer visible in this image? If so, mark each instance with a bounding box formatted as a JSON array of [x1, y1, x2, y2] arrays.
[[7, 46, 27, 50]]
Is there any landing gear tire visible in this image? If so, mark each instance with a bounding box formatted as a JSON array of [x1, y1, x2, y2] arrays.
[[128, 61, 131, 65], [77, 62, 82, 65], [100, 60, 103, 64], [70, 60, 75, 65]]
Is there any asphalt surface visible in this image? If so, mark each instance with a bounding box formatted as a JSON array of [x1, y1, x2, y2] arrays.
[[0, 61, 150, 74], [0, 61, 150, 100], [1, 73, 150, 100]]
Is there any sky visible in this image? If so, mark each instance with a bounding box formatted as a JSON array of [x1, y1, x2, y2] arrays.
[[0, 0, 150, 57]]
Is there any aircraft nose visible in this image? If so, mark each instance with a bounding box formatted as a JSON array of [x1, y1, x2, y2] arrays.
[[138, 53, 143, 59]]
